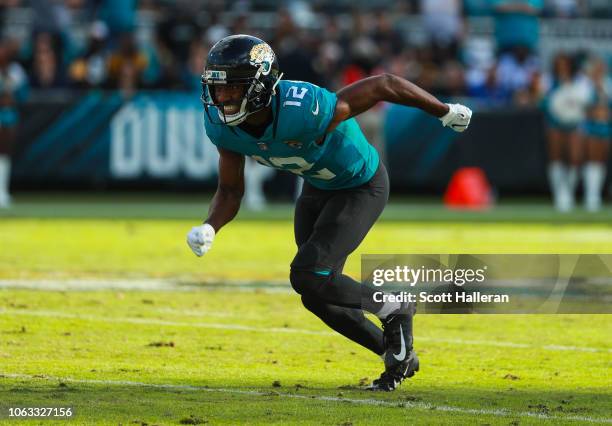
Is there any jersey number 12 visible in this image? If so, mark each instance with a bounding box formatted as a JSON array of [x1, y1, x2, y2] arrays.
[[251, 155, 336, 180]]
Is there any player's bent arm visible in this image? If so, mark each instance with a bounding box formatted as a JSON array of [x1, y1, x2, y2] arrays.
[[204, 147, 245, 232], [186, 147, 244, 257], [327, 73, 471, 133]]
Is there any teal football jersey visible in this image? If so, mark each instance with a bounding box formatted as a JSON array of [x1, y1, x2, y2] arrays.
[[203, 79, 379, 190]]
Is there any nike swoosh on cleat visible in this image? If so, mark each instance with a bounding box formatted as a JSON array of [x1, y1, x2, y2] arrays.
[[312, 99, 319, 116], [393, 324, 406, 361]]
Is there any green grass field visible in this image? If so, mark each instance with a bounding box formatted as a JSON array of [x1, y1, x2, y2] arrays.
[[0, 194, 611, 425]]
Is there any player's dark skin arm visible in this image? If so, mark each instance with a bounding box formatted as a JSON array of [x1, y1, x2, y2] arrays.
[[326, 73, 450, 133], [204, 147, 245, 232]]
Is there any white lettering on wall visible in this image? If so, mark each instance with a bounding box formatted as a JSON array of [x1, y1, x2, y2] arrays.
[[110, 100, 219, 179]]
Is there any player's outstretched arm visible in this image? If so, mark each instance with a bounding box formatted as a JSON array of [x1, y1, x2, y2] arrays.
[[327, 73, 471, 133], [186, 147, 245, 257]]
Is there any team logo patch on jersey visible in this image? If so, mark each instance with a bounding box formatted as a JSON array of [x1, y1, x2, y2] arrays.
[[249, 43, 275, 75], [283, 140, 303, 149], [257, 142, 269, 151]]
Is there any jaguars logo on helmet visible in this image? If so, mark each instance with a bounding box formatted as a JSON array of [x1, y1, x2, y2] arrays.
[[249, 43, 275, 75], [201, 34, 282, 126]]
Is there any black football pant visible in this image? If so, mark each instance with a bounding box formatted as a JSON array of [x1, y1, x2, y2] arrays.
[[289, 161, 389, 355]]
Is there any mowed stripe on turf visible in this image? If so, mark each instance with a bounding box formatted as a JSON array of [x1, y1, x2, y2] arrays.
[[1, 308, 611, 354], [1, 373, 611, 424], [0, 278, 286, 292]]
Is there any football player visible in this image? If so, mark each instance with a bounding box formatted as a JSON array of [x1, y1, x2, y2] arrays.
[[187, 35, 472, 391]]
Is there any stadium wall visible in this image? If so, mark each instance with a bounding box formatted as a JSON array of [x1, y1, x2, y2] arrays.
[[13, 92, 611, 195]]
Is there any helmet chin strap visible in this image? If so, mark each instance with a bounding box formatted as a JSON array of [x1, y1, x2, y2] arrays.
[[267, 72, 283, 105]]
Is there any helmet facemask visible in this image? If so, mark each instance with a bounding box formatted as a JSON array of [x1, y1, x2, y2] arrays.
[[202, 77, 252, 126], [201, 38, 282, 126]]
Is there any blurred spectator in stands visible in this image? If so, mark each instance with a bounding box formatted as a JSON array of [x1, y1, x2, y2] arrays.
[[229, 13, 251, 36], [139, 42, 163, 89], [341, 11, 389, 162], [492, 0, 544, 54], [205, 12, 229, 47], [341, 10, 384, 86], [29, 32, 66, 89], [467, 65, 508, 104], [0, 39, 27, 208], [96, 0, 137, 36], [413, 47, 439, 94], [495, 47, 541, 105], [181, 38, 207, 92], [543, 52, 591, 211], [30, 0, 70, 34], [343, 36, 383, 85], [29, 0, 78, 65], [465, 38, 507, 104], [68, 21, 109, 89], [412, 47, 467, 97], [106, 32, 147, 97], [371, 10, 404, 60], [464, 0, 491, 15], [588, 0, 612, 18], [491, 0, 544, 105], [313, 16, 344, 88], [156, 4, 201, 67], [492, 0, 543, 105], [145, 3, 177, 90], [0, 0, 23, 15], [544, 0, 579, 17], [421, 0, 464, 64], [439, 60, 467, 97], [581, 55, 611, 211], [271, 9, 323, 86], [388, 49, 421, 82]]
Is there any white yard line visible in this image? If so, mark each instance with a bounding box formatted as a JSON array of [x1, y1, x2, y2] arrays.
[[0, 309, 332, 336], [1, 308, 611, 354], [1, 373, 610, 424]]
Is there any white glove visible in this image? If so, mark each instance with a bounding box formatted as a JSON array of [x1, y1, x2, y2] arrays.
[[439, 103, 472, 132], [186, 223, 216, 257]]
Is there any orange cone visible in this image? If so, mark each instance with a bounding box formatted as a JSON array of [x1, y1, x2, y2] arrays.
[[444, 167, 493, 210]]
